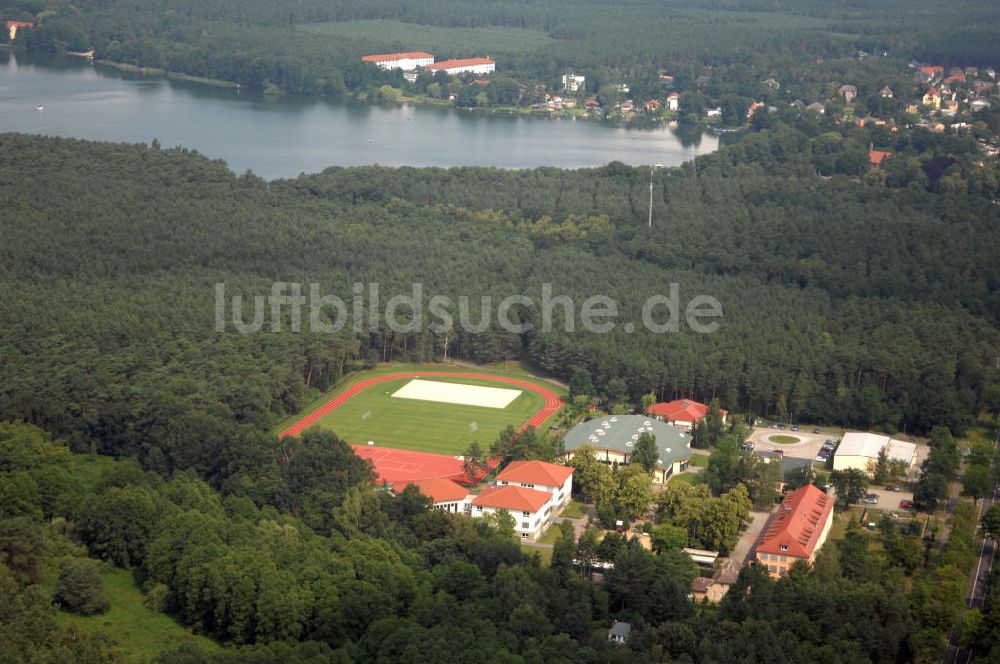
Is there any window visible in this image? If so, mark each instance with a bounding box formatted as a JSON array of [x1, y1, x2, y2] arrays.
[[779, 544, 788, 552], [520, 533, 528, 539], [521, 522, 529, 529], [475, 506, 482, 512], [779, 555, 786, 563], [522, 511, 531, 518], [523, 483, 534, 489], [500, 480, 508, 485], [769, 565, 777, 573]]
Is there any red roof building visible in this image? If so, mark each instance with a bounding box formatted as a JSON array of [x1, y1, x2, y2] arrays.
[[755, 484, 834, 576], [472, 485, 551, 513], [396, 478, 469, 505], [427, 57, 496, 75], [496, 460, 573, 488], [361, 51, 435, 71], [5, 19, 33, 40], [868, 149, 892, 167], [646, 399, 726, 428]]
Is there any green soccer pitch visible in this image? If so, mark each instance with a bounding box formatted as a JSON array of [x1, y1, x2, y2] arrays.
[[283, 367, 562, 456]]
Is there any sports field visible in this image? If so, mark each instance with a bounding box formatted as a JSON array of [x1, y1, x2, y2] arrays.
[[278, 367, 563, 456]]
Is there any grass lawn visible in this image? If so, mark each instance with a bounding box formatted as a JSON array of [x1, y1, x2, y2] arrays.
[[521, 544, 554, 566], [300, 20, 555, 56], [55, 568, 218, 662], [828, 505, 865, 540], [561, 500, 587, 519], [668, 472, 705, 488], [769, 435, 801, 445], [277, 364, 564, 456], [688, 454, 709, 467]]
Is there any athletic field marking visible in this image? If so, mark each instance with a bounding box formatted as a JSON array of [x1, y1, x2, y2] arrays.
[[361, 410, 372, 420], [392, 378, 521, 409], [278, 371, 562, 440]]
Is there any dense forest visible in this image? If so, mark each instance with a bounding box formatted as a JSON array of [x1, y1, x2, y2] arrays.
[[1, 419, 993, 663], [2, 0, 1000, 97]]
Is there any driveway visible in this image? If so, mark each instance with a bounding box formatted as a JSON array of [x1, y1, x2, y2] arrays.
[[731, 509, 771, 566], [747, 426, 836, 475]]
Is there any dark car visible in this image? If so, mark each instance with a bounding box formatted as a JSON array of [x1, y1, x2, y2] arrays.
[[740, 441, 755, 451], [899, 500, 914, 509], [884, 485, 900, 492], [778, 424, 786, 430], [864, 494, 879, 504], [812, 428, 821, 434]]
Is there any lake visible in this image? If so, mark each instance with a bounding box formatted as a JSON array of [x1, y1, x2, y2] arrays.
[[0, 50, 718, 179]]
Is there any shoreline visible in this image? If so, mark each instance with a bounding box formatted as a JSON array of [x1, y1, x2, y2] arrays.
[[92, 58, 241, 89]]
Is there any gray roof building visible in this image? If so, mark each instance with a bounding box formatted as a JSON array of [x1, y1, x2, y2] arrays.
[[564, 415, 692, 472]]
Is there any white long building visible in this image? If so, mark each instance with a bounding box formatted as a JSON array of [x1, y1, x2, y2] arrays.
[[361, 51, 435, 71], [833, 432, 918, 476], [427, 57, 496, 76]]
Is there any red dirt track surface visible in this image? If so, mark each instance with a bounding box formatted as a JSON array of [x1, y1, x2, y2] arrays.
[[277, 372, 563, 485]]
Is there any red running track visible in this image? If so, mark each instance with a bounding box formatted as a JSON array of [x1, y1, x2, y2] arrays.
[[278, 372, 563, 439]]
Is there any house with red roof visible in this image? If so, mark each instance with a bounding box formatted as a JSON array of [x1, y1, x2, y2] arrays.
[[393, 478, 470, 513], [361, 51, 435, 71], [495, 460, 573, 509], [5, 19, 33, 40], [922, 87, 941, 109], [868, 149, 892, 168], [755, 484, 834, 577], [646, 399, 726, 430], [428, 57, 496, 76], [470, 485, 554, 540]]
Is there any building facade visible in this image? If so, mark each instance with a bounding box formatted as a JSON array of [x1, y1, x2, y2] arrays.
[[470, 485, 554, 541], [361, 51, 435, 71], [563, 415, 692, 484], [428, 57, 496, 76], [755, 484, 834, 577], [646, 399, 727, 431], [394, 478, 470, 513], [494, 460, 573, 509], [833, 432, 917, 477]]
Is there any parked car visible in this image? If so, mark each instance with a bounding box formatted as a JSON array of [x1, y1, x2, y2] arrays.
[[791, 424, 799, 432], [822, 440, 836, 450], [884, 485, 900, 492], [815, 451, 831, 462], [864, 494, 879, 504], [777, 424, 786, 430], [899, 500, 914, 509], [812, 428, 821, 434], [740, 441, 755, 451]]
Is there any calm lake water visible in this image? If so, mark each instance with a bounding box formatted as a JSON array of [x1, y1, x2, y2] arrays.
[[0, 50, 718, 179]]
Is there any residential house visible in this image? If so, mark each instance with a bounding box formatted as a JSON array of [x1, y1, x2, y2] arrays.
[[922, 87, 941, 109], [868, 149, 892, 168], [833, 432, 918, 477], [706, 106, 722, 118], [5, 19, 33, 40], [428, 57, 496, 76], [971, 98, 992, 111], [361, 51, 435, 71], [879, 86, 894, 98], [747, 101, 765, 118], [608, 622, 632, 645], [393, 478, 470, 513], [494, 460, 573, 509], [666, 92, 680, 112], [762, 77, 780, 90], [755, 484, 834, 577], [838, 85, 858, 103], [919, 65, 944, 81], [644, 98, 660, 112], [691, 576, 731, 603], [806, 101, 826, 114], [470, 485, 554, 541], [941, 99, 960, 117], [646, 399, 727, 431]]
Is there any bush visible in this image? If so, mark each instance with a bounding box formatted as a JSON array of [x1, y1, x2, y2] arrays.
[[54, 558, 109, 615]]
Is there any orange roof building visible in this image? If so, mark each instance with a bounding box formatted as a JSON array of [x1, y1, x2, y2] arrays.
[[646, 399, 727, 429], [395, 478, 470, 512], [495, 460, 573, 509], [5, 19, 33, 40], [869, 149, 892, 168], [755, 484, 834, 576], [471, 485, 555, 540], [427, 57, 496, 75], [361, 51, 435, 71]]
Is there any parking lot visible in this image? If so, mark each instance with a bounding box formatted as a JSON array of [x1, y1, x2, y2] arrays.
[[746, 425, 922, 509]]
